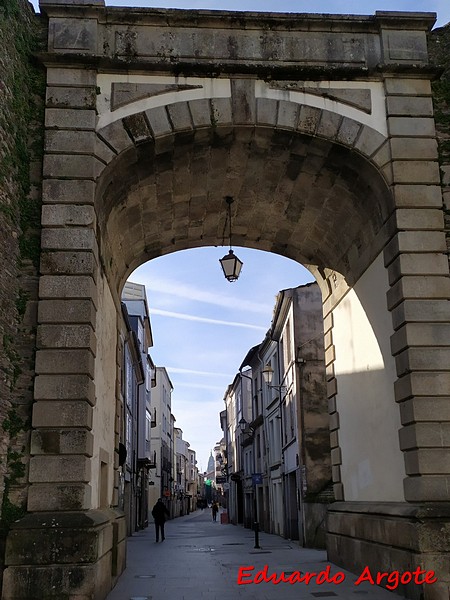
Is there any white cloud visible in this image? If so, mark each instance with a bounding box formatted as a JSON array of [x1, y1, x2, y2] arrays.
[[138, 275, 273, 315], [150, 307, 267, 331]]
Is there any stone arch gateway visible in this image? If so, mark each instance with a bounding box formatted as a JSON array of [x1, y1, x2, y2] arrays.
[[3, 2, 450, 599]]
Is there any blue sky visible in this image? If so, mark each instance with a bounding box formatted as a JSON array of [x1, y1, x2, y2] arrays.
[[32, 0, 450, 470]]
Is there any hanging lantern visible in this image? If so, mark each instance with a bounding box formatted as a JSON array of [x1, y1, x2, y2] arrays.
[[219, 196, 243, 282]]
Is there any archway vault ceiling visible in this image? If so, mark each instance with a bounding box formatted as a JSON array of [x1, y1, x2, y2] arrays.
[[96, 126, 394, 291]]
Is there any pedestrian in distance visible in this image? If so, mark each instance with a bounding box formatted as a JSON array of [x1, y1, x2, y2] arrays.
[[212, 501, 219, 522], [152, 498, 170, 542]]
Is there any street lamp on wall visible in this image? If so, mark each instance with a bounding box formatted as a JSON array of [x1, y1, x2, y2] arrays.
[[219, 196, 243, 282]]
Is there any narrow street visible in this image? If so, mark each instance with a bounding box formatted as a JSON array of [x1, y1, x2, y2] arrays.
[[106, 509, 405, 600]]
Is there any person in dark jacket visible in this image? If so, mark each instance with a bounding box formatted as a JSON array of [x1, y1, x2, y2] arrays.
[[152, 498, 170, 542]]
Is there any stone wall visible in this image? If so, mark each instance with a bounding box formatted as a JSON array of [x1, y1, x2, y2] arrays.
[[429, 23, 450, 257], [0, 0, 44, 582]]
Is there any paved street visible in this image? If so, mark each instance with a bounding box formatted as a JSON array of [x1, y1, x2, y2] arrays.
[[106, 509, 405, 600]]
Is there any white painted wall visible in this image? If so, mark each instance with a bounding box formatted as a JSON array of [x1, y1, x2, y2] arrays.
[[332, 252, 405, 501], [92, 276, 118, 509]]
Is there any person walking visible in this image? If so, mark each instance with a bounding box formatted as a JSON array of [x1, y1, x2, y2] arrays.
[[152, 498, 170, 542], [212, 501, 219, 522]]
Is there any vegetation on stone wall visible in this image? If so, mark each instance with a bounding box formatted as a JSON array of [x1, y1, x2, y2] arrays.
[[0, 0, 45, 537]]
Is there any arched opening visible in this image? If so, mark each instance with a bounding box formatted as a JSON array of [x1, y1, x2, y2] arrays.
[[89, 124, 405, 524]]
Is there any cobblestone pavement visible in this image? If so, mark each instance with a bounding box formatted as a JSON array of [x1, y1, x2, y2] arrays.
[[106, 509, 406, 600]]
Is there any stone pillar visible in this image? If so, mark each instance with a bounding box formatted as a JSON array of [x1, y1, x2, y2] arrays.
[[328, 75, 450, 600], [2, 4, 125, 596]]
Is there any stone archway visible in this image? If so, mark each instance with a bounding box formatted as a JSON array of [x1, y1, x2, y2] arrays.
[[3, 3, 449, 599]]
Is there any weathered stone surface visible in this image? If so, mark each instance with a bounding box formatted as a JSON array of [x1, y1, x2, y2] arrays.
[[399, 423, 450, 450], [41, 228, 97, 252], [404, 475, 450, 501], [388, 117, 436, 137], [38, 298, 96, 324], [391, 323, 450, 355], [41, 204, 96, 227], [97, 120, 132, 153], [46, 67, 97, 87], [31, 429, 94, 456], [354, 126, 386, 157], [386, 96, 434, 116], [384, 231, 447, 266], [27, 483, 92, 512], [400, 397, 450, 425], [167, 102, 193, 131], [391, 299, 450, 330], [390, 137, 438, 160], [40, 251, 98, 277], [32, 400, 93, 429], [405, 449, 450, 474], [395, 372, 450, 400], [29, 455, 91, 483], [231, 80, 256, 125], [35, 349, 95, 377], [388, 253, 448, 285], [37, 324, 96, 353], [45, 130, 96, 154], [396, 347, 450, 376], [45, 108, 96, 130], [277, 100, 299, 130], [34, 374, 95, 403], [188, 98, 211, 128], [39, 275, 97, 305], [42, 179, 96, 204], [387, 276, 450, 309], [43, 154, 103, 179], [336, 117, 361, 146], [391, 160, 441, 184], [385, 78, 432, 95], [46, 86, 97, 109], [392, 184, 443, 208]]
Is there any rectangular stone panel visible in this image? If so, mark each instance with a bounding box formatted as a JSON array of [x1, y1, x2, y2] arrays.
[[387, 276, 450, 309], [390, 137, 438, 160], [391, 299, 450, 329], [35, 349, 95, 377], [387, 117, 435, 137], [404, 474, 450, 501], [384, 231, 447, 266], [34, 374, 95, 404], [388, 253, 448, 285], [31, 429, 94, 456], [394, 208, 444, 231], [167, 102, 193, 131], [256, 98, 278, 126], [399, 423, 450, 450], [385, 78, 432, 96], [391, 160, 440, 184], [42, 179, 95, 205], [400, 397, 450, 425], [231, 79, 256, 125], [386, 96, 433, 117], [37, 324, 96, 354], [405, 449, 450, 475], [41, 205, 96, 227], [38, 299, 96, 324], [392, 184, 443, 208], [32, 400, 93, 430], [46, 67, 97, 87], [391, 323, 450, 355], [40, 251, 98, 278], [46, 86, 97, 109], [29, 455, 91, 483], [39, 275, 97, 306], [394, 372, 450, 400], [43, 154, 103, 180], [41, 228, 98, 252], [188, 99, 211, 128], [396, 347, 450, 376], [45, 108, 96, 130], [276, 100, 299, 130], [336, 117, 361, 147], [27, 482, 91, 512], [45, 130, 96, 154]]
